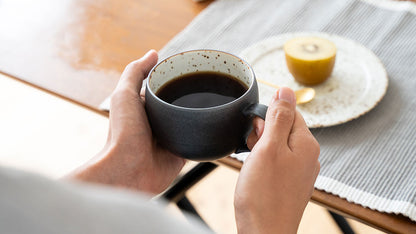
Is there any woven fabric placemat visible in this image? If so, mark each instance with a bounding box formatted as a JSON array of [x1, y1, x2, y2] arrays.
[[159, 0, 416, 221]]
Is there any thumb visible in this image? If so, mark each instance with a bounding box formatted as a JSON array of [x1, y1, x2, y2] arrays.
[[261, 87, 296, 146], [115, 49, 158, 93]]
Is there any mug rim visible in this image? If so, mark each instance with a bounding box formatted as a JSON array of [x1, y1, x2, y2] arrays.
[[146, 49, 256, 111]]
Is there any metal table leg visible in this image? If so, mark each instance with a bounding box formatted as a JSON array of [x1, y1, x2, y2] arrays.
[[160, 162, 218, 228], [329, 211, 355, 234]]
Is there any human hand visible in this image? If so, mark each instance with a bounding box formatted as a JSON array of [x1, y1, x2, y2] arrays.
[[234, 87, 320, 234], [65, 50, 185, 195]]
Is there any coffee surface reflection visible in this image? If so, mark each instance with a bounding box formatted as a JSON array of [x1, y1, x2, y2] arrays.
[[156, 71, 248, 108]]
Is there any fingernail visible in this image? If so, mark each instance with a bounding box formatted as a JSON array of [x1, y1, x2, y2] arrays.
[[278, 87, 295, 105], [271, 92, 278, 102], [144, 49, 154, 57], [255, 126, 260, 136]]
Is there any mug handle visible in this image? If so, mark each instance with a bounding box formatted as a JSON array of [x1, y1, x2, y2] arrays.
[[235, 103, 268, 153]]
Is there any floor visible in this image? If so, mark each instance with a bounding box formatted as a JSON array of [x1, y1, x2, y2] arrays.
[[0, 73, 384, 233]]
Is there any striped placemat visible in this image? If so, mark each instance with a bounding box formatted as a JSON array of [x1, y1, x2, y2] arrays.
[[159, 0, 416, 221]]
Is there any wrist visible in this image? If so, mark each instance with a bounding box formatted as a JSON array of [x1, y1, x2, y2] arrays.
[[63, 143, 120, 184], [235, 198, 300, 234], [65, 142, 167, 194]]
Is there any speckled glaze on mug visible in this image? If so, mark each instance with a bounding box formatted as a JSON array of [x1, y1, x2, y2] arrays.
[[145, 50, 266, 161]]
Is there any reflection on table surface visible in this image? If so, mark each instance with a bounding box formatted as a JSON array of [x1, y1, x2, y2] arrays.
[[0, 0, 212, 111]]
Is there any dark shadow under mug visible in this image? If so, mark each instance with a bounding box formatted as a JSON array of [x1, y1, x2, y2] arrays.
[[145, 50, 267, 161]]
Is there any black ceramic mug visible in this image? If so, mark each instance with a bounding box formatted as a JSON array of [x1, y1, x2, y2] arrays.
[[145, 50, 267, 161]]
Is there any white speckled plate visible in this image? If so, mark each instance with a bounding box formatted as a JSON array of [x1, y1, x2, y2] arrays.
[[240, 32, 388, 128]]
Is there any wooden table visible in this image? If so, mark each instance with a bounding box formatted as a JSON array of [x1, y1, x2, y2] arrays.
[[1, 0, 415, 233]]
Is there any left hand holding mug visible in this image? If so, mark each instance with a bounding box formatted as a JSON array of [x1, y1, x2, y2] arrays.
[[65, 50, 186, 195]]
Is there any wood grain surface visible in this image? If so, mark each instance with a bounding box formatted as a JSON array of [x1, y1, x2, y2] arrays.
[[0, 0, 212, 113]]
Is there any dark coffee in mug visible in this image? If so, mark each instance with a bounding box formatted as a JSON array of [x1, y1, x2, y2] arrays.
[[155, 72, 248, 108]]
